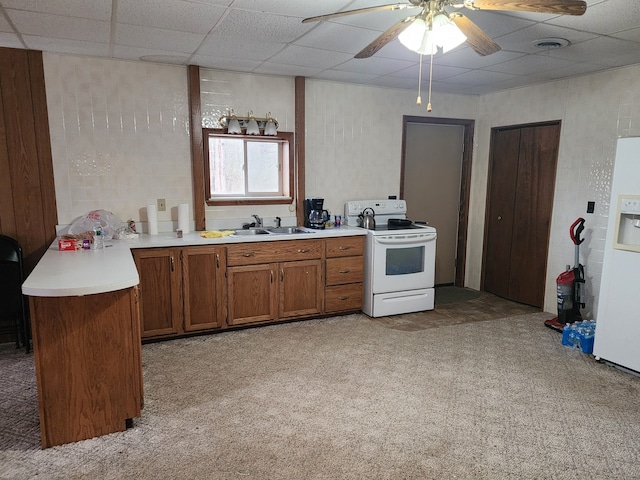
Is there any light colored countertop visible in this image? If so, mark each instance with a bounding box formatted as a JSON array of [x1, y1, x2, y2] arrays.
[[22, 226, 366, 297]]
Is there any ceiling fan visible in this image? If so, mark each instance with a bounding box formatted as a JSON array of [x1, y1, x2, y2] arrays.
[[302, 0, 587, 59]]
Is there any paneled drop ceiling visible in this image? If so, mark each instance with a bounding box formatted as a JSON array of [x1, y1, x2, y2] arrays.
[[0, 0, 639, 95]]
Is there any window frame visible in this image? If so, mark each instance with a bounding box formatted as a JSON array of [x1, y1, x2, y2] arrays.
[[203, 128, 294, 206]]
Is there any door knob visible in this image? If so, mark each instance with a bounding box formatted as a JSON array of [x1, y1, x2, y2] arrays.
[[498, 215, 502, 220]]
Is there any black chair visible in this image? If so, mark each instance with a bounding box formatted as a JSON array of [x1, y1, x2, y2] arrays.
[[0, 235, 30, 353]]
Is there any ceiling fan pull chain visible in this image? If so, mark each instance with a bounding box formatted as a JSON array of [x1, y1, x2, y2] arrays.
[[416, 54, 423, 106], [427, 51, 434, 112]]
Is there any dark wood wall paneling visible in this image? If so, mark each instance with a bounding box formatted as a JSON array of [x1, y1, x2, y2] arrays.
[[0, 47, 57, 273]]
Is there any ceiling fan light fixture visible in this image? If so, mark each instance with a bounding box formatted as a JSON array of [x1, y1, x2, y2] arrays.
[[399, 14, 467, 56]]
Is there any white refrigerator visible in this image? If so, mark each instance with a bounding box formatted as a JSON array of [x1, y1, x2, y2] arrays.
[[593, 137, 640, 372]]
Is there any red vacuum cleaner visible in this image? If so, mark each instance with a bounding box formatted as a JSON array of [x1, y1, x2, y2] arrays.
[[544, 218, 586, 332]]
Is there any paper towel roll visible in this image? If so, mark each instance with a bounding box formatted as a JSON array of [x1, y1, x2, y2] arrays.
[[147, 204, 158, 235], [178, 203, 190, 234]]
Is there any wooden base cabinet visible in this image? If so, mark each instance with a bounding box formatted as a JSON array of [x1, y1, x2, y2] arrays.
[[227, 240, 323, 326], [324, 236, 364, 313], [133, 246, 226, 339], [29, 287, 143, 448]]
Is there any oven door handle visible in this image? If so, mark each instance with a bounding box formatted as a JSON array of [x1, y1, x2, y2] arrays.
[[374, 233, 436, 245]]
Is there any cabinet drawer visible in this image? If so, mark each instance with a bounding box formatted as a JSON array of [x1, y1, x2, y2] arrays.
[[227, 239, 322, 266], [326, 236, 365, 258], [326, 256, 364, 286], [325, 283, 363, 313]]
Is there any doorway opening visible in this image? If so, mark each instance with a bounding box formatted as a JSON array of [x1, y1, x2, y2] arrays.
[[400, 116, 474, 287]]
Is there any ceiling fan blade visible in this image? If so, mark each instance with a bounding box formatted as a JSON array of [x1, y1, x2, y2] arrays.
[[302, 3, 415, 23], [355, 17, 415, 58], [450, 13, 501, 56], [467, 0, 586, 16]]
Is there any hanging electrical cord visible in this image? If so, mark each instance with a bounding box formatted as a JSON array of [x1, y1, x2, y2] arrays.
[[416, 54, 423, 106], [427, 51, 434, 112]]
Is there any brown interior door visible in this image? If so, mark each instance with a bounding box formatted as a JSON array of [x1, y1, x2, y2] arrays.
[[483, 123, 560, 307]]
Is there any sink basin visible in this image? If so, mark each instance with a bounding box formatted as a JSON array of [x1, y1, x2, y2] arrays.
[[266, 227, 312, 234], [231, 228, 270, 235]]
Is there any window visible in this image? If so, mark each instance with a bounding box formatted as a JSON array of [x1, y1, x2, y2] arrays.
[[203, 129, 294, 205]]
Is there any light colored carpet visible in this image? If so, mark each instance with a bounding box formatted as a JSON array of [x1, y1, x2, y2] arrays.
[[2, 311, 640, 479]]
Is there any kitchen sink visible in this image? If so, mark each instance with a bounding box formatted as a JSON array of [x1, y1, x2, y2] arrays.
[[231, 226, 314, 236], [266, 227, 312, 234], [231, 228, 270, 235]]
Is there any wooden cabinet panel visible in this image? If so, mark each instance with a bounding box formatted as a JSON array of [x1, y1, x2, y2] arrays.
[[30, 287, 143, 448], [326, 236, 364, 258], [182, 246, 226, 331], [325, 283, 363, 313], [326, 256, 364, 286], [133, 249, 182, 338], [227, 263, 277, 325], [279, 259, 323, 318], [227, 239, 322, 266]]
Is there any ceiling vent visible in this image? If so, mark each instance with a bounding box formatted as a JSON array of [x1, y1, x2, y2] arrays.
[[533, 38, 570, 50]]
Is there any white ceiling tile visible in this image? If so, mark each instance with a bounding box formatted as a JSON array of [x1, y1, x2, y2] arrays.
[[495, 24, 598, 55], [334, 57, 415, 76], [117, 0, 227, 34], [252, 62, 323, 77], [0, 31, 24, 48], [198, 36, 285, 60], [111, 45, 189, 62], [230, 0, 351, 18], [546, 0, 640, 34], [294, 23, 381, 55], [190, 55, 262, 72], [488, 54, 578, 75], [209, 9, 312, 42], [6, 9, 110, 42], [444, 69, 520, 86], [545, 35, 640, 62], [312, 69, 379, 84], [115, 24, 205, 54], [24, 35, 109, 57], [269, 45, 352, 69], [1, 0, 111, 20]]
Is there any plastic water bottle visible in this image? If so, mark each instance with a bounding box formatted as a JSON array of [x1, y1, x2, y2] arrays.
[[92, 223, 104, 250]]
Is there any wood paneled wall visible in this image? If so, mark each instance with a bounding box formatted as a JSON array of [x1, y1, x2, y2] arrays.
[[0, 47, 57, 273]]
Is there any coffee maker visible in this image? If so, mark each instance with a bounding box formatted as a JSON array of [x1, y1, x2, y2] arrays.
[[304, 198, 328, 229]]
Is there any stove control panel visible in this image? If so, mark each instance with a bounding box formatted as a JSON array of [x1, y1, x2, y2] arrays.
[[344, 199, 407, 216]]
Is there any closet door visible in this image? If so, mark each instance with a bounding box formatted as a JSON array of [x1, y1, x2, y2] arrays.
[[483, 123, 560, 307]]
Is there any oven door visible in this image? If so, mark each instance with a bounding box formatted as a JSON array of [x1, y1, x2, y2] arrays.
[[371, 231, 436, 294]]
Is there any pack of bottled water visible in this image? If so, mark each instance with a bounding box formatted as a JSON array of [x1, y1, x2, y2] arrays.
[[561, 320, 596, 354]]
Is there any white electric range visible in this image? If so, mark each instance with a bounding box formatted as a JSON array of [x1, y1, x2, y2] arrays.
[[345, 200, 437, 317]]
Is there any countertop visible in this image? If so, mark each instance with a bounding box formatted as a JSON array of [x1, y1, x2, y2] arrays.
[[22, 226, 366, 297]]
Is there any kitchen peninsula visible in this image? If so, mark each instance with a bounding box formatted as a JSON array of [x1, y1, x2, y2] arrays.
[[22, 227, 365, 448]]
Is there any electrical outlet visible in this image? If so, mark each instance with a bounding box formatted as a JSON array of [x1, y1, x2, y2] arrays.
[[157, 198, 166, 212], [587, 201, 595, 214]]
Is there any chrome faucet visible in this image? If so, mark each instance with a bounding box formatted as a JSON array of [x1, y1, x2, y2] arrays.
[[274, 216, 281, 228], [252, 214, 263, 227]]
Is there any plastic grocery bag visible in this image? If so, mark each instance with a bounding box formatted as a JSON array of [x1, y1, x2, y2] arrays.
[[68, 210, 123, 240]]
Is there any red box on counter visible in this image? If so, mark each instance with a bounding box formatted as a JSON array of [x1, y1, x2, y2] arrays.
[[58, 239, 82, 251]]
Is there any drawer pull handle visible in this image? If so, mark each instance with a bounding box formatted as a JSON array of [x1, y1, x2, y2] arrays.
[[170, 256, 175, 272], [270, 270, 274, 284], [216, 253, 220, 268], [339, 269, 351, 274], [338, 296, 350, 300], [338, 246, 351, 250], [242, 253, 255, 257], [297, 248, 310, 253]]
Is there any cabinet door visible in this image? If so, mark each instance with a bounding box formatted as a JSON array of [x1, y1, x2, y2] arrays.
[[227, 264, 277, 325], [279, 259, 323, 319], [182, 246, 227, 331], [133, 249, 182, 338]]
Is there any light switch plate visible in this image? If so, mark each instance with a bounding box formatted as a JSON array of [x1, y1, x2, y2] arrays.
[[157, 198, 166, 212]]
